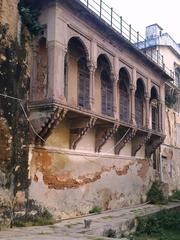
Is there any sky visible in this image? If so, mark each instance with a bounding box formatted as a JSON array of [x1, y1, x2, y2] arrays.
[[104, 0, 179, 43]]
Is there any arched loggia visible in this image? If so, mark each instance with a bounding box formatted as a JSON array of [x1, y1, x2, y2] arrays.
[[67, 37, 90, 109]]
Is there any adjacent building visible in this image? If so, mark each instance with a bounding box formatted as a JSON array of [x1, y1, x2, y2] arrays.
[[141, 24, 180, 192]]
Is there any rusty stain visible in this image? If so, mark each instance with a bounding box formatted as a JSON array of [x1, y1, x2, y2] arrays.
[[0, 118, 12, 170], [137, 160, 150, 178], [115, 162, 133, 176], [31, 150, 135, 190]]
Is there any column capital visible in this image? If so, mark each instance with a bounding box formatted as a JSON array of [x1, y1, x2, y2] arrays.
[[145, 92, 150, 100], [130, 83, 136, 92], [88, 62, 96, 72]]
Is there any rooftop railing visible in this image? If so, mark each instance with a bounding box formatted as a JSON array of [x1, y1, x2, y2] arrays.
[[79, 0, 175, 81]]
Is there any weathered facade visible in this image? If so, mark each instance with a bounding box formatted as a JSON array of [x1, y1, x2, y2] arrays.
[[0, 0, 30, 228], [28, 0, 169, 218], [143, 24, 180, 192], [0, 0, 179, 223]]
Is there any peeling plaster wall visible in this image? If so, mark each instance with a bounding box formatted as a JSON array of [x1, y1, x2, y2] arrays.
[[0, 0, 19, 36], [29, 123, 154, 219], [161, 108, 180, 192], [0, 116, 13, 227]]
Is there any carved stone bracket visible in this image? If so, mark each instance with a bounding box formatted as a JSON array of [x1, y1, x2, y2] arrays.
[[70, 117, 96, 150], [115, 128, 137, 155], [132, 132, 151, 156], [145, 135, 165, 158], [35, 107, 67, 145], [95, 123, 119, 152]]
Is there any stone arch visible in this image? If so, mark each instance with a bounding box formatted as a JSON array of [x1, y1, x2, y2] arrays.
[[119, 67, 130, 122], [0, 117, 12, 173], [97, 53, 113, 74], [67, 36, 90, 63], [135, 78, 146, 127], [151, 86, 159, 100], [67, 36, 90, 109]]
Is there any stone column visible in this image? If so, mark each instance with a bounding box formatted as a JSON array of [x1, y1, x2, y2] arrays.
[[160, 84, 165, 133], [159, 101, 164, 132], [130, 85, 136, 125], [47, 40, 66, 103], [131, 68, 137, 125], [111, 74, 118, 119], [89, 63, 96, 111], [145, 92, 150, 129], [113, 56, 120, 120]]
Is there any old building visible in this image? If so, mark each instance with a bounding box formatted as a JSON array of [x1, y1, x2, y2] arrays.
[[0, 0, 179, 222], [28, 0, 172, 218]]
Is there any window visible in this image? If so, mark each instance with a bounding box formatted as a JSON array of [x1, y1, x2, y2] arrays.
[[101, 70, 113, 116], [64, 53, 68, 99], [150, 86, 159, 131], [175, 68, 180, 88], [78, 57, 90, 109], [135, 79, 145, 127], [119, 68, 129, 122]]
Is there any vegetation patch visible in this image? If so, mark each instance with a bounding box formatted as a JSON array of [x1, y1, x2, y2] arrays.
[[169, 190, 180, 202], [18, 0, 42, 36], [89, 206, 102, 214], [147, 181, 166, 204], [14, 209, 55, 227], [131, 209, 180, 240]]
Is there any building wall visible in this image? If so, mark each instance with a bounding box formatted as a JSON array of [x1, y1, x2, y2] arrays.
[[161, 109, 180, 192], [29, 122, 154, 219], [28, 2, 167, 218], [159, 46, 180, 73], [0, 0, 19, 36]]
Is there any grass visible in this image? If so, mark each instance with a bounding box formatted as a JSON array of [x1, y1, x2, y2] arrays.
[[89, 206, 102, 214], [14, 218, 55, 227], [132, 209, 180, 240], [133, 230, 180, 240], [169, 190, 180, 202], [14, 209, 55, 227]]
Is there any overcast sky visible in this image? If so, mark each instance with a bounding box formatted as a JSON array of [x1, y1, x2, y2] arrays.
[[104, 0, 179, 43]]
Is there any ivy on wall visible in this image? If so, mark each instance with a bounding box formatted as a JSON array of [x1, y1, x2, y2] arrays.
[[165, 92, 177, 109], [0, 23, 30, 226], [18, 0, 42, 36]]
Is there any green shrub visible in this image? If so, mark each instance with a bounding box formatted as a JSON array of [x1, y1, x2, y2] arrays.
[[89, 206, 102, 214], [147, 181, 166, 204], [169, 190, 180, 202], [136, 209, 180, 236]]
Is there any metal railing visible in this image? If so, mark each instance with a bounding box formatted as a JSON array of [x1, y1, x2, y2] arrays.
[[79, 0, 175, 81]]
